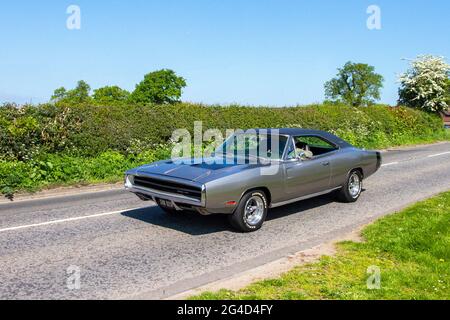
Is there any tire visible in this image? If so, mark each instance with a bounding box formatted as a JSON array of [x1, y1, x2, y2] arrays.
[[336, 170, 363, 203], [228, 190, 268, 232]]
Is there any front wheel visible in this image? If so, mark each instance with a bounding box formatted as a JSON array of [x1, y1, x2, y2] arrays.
[[228, 191, 268, 232], [336, 170, 363, 203]]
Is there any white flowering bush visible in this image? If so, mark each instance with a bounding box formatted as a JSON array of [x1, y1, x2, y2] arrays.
[[398, 55, 450, 112]]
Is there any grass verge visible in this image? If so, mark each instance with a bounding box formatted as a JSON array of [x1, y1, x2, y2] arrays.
[[192, 192, 450, 300]]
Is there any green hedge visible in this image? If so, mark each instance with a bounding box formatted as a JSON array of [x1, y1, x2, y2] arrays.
[[0, 147, 171, 195], [0, 102, 448, 195], [0, 103, 447, 160]]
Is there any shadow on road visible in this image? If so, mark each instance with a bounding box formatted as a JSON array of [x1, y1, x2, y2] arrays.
[[267, 189, 367, 221], [121, 191, 349, 235], [267, 193, 336, 221], [121, 205, 230, 236]]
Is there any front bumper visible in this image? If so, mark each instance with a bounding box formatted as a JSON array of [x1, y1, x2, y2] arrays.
[[124, 173, 206, 208], [125, 184, 205, 207]]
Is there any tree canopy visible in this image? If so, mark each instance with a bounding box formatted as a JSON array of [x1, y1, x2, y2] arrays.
[[130, 69, 187, 105], [92, 86, 130, 105], [50, 69, 187, 106], [324, 62, 384, 107], [51, 80, 92, 104], [398, 55, 450, 113]]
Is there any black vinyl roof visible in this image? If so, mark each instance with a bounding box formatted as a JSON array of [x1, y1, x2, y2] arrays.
[[249, 128, 353, 148]]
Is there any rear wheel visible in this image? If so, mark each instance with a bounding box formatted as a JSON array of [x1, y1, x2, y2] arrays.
[[228, 190, 268, 232], [336, 170, 363, 203]]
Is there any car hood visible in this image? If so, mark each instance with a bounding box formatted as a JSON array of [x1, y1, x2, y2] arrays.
[[132, 157, 261, 183]]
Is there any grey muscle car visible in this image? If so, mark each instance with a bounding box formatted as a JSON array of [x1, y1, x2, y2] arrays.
[[125, 129, 381, 232]]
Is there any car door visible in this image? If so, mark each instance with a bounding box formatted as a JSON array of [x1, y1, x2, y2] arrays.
[[282, 136, 332, 198]]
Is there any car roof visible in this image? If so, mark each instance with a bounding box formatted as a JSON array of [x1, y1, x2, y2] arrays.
[[250, 128, 353, 148]]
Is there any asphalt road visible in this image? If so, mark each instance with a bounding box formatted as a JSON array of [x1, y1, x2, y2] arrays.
[[1, 142, 449, 300]]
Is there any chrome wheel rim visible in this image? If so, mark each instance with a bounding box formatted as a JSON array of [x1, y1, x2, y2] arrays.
[[348, 173, 362, 198], [244, 196, 265, 226]]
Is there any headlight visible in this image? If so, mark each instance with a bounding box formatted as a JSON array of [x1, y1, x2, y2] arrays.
[[125, 175, 134, 188]]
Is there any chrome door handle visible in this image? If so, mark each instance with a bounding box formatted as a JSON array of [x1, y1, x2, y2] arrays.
[[322, 161, 330, 166]]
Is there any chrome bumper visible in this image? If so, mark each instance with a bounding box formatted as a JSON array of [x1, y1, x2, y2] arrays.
[[125, 185, 206, 207]]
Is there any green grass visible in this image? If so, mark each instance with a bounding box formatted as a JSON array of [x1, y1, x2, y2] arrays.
[[192, 192, 450, 300]]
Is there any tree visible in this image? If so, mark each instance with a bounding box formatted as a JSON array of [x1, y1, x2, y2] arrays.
[[324, 62, 384, 107], [130, 69, 187, 105], [92, 86, 130, 105], [398, 55, 450, 113], [51, 87, 68, 101], [51, 80, 92, 104], [446, 78, 450, 107]]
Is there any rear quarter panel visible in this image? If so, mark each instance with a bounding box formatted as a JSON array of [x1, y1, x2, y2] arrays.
[[330, 148, 379, 187]]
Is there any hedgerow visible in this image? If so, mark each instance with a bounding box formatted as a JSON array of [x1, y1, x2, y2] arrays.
[[0, 147, 171, 195], [0, 102, 448, 195]]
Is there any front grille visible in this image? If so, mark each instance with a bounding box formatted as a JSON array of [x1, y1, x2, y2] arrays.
[[133, 176, 202, 200]]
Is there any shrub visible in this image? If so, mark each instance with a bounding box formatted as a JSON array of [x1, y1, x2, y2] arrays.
[[1, 102, 448, 195], [0, 146, 172, 195], [1, 102, 447, 161], [398, 55, 450, 113]]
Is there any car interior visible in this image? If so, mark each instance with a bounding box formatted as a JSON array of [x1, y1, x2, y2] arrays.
[[293, 136, 338, 159]]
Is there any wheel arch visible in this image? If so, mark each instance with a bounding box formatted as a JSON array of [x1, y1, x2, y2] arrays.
[[349, 167, 364, 179], [240, 187, 272, 206]]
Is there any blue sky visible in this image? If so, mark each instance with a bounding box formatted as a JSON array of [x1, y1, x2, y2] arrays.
[[0, 0, 449, 106]]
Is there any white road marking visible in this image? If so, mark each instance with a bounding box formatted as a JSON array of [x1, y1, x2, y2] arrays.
[[381, 151, 450, 167], [0, 206, 145, 233], [381, 162, 399, 167], [0, 186, 123, 205], [427, 151, 450, 158]]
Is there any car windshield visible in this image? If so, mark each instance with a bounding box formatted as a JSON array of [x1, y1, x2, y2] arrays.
[[215, 132, 288, 160]]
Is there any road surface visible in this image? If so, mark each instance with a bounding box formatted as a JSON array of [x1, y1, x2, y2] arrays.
[[0, 142, 449, 299]]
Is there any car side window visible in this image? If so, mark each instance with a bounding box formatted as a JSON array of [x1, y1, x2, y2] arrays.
[[285, 137, 297, 160], [294, 136, 338, 158]]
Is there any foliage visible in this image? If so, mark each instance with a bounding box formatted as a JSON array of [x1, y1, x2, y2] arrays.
[[0, 103, 83, 161], [130, 69, 187, 105], [0, 147, 171, 196], [1, 102, 448, 195], [398, 55, 450, 113], [325, 62, 384, 107], [445, 78, 450, 107], [1, 102, 447, 160], [92, 86, 131, 105], [192, 192, 450, 300], [51, 80, 92, 104]]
